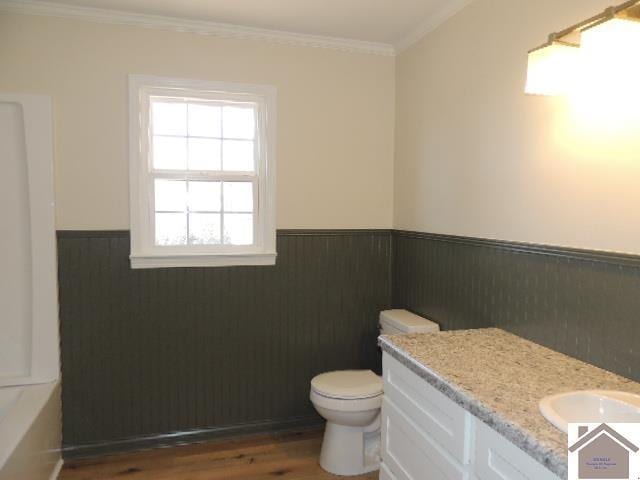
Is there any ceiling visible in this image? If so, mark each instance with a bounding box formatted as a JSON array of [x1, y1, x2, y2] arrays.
[[29, 0, 471, 49]]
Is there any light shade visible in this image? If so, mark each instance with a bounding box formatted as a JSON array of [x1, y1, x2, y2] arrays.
[[578, 18, 640, 91], [525, 42, 580, 96], [581, 17, 640, 52], [568, 17, 640, 131]]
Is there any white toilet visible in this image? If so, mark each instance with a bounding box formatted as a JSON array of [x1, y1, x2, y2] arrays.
[[309, 309, 440, 476]]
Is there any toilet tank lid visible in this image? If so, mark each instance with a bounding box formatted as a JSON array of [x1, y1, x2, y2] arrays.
[[379, 309, 440, 333]]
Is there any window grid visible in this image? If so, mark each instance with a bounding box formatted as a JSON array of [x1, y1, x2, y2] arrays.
[[150, 98, 258, 247], [150, 100, 256, 174], [152, 180, 254, 245]]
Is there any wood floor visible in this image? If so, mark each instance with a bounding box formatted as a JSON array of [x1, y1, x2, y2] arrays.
[[60, 428, 379, 480]]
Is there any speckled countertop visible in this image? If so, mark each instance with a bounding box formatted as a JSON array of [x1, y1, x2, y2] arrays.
[[379, 328, 640, 479]]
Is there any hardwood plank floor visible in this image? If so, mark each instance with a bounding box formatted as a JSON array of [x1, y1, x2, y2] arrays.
[[60, 428, 379, 480]]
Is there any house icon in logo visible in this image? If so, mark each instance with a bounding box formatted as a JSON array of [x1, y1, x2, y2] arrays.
[[569, 423, 639, 479]]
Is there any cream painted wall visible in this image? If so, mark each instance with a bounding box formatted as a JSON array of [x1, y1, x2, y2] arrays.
[[395, 0, 640, 254], [0, 13, 395, 230]]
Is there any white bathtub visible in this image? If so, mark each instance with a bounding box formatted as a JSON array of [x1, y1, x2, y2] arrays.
[[0, 383, 61, 480]]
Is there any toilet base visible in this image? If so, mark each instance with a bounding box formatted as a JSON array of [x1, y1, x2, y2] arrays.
[[319, 418, 381, 476]]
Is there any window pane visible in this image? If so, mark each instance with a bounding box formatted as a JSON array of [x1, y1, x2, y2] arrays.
[[223, 213, 253, 245], [188, 181, 221, 212], [188, 138, 221, 171], [153, 136, 187, 170], [152, 102, 187, 136], [155, 213, 187, 245], [155, 179, 186, 212], [223, 182, 253, 212], [188, 104, 221, 138], [222, 140, 254, 171], [223, 106, 255, 139], [189, 213, 221, 245]]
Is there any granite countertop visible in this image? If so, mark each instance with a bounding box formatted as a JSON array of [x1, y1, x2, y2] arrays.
[[379, 328, 640, 479]]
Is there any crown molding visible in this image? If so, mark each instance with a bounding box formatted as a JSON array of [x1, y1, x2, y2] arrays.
[[0, 0, 396, 56], [395, 0, 475, 53]]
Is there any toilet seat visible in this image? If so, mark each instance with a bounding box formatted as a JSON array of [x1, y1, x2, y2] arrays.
[[310, 388, 383, 412], [311, 370, 383, 400]]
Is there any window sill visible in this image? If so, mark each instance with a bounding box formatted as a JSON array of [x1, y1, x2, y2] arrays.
[[130, 252, 277, 269]]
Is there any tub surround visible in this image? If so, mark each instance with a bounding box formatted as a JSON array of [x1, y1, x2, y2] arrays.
[[0, 93, 61, 479], [379, 328, 640, 478]]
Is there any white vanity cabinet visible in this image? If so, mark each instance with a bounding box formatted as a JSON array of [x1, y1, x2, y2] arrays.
[[381, 353, 561, 480]]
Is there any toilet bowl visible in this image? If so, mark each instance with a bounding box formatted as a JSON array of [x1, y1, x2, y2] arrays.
[[310, 309, 440, 476], [310, 370, 383, 476]]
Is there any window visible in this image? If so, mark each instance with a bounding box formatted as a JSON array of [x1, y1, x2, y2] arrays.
[[129, 75, 276, 268]]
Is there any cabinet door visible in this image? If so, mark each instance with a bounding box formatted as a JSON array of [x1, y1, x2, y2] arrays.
[[383, 353, 472, 463], [474, 420, 561, 480], [382, 396, 470, 480]]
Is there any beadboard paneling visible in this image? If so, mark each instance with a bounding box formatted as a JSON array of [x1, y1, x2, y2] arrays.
[[58, 228, 640, 458], [392, 231, 640, 382], [57, 230, 391, 457]]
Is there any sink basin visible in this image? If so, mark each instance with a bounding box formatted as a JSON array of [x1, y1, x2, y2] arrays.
[[539, 390, 640, 433]]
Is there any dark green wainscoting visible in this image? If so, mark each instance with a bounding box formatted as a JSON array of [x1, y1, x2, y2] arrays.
[[392, 231, 640, 383], [58, 228, 640, 458], [57, 229, 392, 458]]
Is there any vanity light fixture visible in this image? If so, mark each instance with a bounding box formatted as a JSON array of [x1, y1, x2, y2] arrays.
[[525, 39, 580, 96], [525, 0, 640, 96]]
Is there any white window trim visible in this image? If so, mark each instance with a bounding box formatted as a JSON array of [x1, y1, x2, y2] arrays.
[[128, 75, 277, 268]]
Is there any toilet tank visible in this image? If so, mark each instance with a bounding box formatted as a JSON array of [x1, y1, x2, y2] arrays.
[[379, 309, 440, 335]]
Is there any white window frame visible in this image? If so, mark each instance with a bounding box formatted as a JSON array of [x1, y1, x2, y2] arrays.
[[128, 75, 276, 268]]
